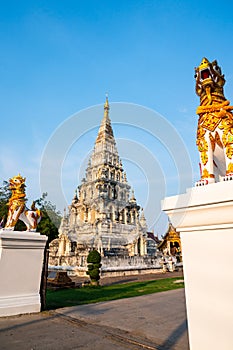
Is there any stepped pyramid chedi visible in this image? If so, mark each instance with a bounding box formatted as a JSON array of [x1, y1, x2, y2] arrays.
[[49, 97, 148, 270]]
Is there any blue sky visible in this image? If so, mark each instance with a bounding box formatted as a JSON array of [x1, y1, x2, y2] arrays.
[[1, 1, 233, 235]]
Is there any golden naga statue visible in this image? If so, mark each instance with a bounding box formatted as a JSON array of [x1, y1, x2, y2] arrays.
[[3, 174, 41, 231], [195, 57, 233, 185]]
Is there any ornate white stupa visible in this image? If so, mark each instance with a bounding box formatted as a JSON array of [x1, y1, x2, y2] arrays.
[[49, 97, 148, 269]]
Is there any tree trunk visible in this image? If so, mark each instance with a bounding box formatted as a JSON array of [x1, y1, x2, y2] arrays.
[[40, 241, 49, 311]]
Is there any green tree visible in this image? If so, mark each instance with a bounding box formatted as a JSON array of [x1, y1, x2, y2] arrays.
[[33, 192, 62, 311], [34, 192, 61, 243], [0, 180, 10, 224]]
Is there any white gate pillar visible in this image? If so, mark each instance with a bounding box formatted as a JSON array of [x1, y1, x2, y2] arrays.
[[162, 181, 233, 350], [0, 231, 47, 317]]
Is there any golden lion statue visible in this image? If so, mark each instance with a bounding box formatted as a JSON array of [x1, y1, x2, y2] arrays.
[[195, 57, 233, 185], [4, 174, 41, 231]]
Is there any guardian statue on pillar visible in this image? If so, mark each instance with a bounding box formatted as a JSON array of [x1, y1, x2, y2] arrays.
[[3, 174, 41, 231], [195, 58, 233, 185]]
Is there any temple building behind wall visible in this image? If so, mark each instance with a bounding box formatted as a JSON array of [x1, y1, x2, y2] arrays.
[[49, 98, 149, 272]]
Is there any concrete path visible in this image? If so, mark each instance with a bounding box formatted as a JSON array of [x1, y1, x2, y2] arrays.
[[0, 289, 189, 350]]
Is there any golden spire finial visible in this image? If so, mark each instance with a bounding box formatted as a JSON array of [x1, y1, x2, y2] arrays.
[[104, 93, 109, 118]]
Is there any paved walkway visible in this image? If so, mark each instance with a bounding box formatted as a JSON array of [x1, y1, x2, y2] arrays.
[[0, 288, 189, 350]]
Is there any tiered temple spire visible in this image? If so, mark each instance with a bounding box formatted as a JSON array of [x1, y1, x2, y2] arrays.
[[52, 96, 148, 260]]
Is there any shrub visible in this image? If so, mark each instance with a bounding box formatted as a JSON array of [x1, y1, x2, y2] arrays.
[[87, 250, 101, 264], [87, 250, 101, 284]]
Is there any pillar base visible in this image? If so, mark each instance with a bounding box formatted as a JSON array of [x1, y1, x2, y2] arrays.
[[0, 231, 47, 317], [162, 181, 233, 350]]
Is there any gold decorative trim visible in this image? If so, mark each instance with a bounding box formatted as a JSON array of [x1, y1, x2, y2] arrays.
[[201, 168, 215, 179], [226, 163, 233, 174]]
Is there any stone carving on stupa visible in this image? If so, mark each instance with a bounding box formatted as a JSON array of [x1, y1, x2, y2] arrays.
[[195, 58, 233, 185], [49, 97, 148, 271]]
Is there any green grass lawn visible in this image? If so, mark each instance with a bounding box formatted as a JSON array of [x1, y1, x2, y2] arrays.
[[46, 277, 184, 310]]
